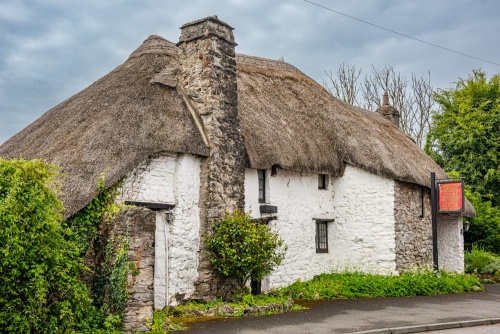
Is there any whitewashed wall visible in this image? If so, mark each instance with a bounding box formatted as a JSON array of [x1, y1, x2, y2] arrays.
[[245, 164, 396, 291], [437, 215, 464, 272], [118, 154, 201, 308]]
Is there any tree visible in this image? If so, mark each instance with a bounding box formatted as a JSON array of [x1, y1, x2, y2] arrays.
[[463, 189, 500, 254], [425, 70, 500, 253], [425, 70, 500, 206], [324, 63, 435, 147], [206, 210, 287, 293], [0, 158, 91, 333]]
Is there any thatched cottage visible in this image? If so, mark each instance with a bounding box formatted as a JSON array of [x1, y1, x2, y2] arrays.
[[0, 16, 474, 330]]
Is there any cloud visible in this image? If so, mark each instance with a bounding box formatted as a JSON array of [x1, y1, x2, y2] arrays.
[[1, 0, 500, 144]]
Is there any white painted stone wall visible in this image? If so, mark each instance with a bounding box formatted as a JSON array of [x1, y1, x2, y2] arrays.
[[119, 156, 176, 204], [119, 154, 201, 308], [245, 164, 396, 291], [437, 215, 464, 272]]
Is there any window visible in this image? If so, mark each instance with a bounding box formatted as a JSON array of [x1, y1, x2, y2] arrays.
[[315, 220, 329, 253], [318, 174, 328, 189], [271, 165, 278, 176], [258, 169, 266, 203], [418, 186, 424, 217]]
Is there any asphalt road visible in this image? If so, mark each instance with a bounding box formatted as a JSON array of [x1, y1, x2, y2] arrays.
[[434, 324, 500, 334], [183, 284, 500, 334]]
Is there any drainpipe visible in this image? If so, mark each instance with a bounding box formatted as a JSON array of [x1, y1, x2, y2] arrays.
[[163, 208, 173, 305]]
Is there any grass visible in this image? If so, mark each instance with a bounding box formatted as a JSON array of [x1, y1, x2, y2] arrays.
[[279, 269, 482, 300], [147, 269, 483, 332], [148, 293, 301, 333]]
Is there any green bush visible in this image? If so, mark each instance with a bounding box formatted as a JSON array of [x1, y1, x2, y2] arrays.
[[0, 158, 92, 333], [464, 245, 498, 274], [481, 260, 500, 276], [280, 270, 482, 300], [463, 190, 500, 254], [206, 210, 287, 292]]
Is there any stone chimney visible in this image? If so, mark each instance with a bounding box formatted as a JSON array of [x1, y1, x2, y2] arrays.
[[177, 16, 245, 300], [376, 92, 400, 127]]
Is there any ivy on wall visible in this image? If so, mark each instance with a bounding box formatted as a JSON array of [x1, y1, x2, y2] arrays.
[[65, 172, 132, 328], [0, 159, 131, 333]]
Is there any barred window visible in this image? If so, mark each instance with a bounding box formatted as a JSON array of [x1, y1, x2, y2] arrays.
[[315, 221, 329, 253]]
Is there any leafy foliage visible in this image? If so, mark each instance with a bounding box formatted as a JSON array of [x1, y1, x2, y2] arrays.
[[0, 158, 91, 333], [464, 245, 499, 274], [206, 210, 287, 291], [481, 260, 500, 276], [281, 270, 482, 300], [66, 176, 130, 330], [425, 70, 500, 205], [425, 70, 500, 253], [66, 172, 121, 256], [463, 190, 500, 253]]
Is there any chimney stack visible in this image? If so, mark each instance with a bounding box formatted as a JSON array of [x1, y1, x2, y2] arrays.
[[177, 16, 245, 301], [376, 92, 400, 128]]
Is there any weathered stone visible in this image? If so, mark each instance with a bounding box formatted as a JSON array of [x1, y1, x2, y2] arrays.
[[394, 181, 432, 272], [177, 16, 245, 301], [113, 207, 156, 333]]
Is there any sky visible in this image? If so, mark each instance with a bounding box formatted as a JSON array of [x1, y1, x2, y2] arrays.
[[1, 0, 499, 144]]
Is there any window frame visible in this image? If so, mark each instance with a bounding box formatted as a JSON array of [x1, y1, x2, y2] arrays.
[[315, 220, 330, 253], [418, 186, 424, 218], [258, 169, 266, 203], [318, 174, 328, 190]]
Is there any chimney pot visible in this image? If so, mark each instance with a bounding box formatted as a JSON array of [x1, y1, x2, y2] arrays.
[[382, 92, 389, 106]]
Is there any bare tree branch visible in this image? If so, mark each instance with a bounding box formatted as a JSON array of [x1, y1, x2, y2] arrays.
[[324, 63, 435, 147]]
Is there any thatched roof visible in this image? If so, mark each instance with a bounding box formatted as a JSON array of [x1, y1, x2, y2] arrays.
[[0, 36, 208, 216], [0, 35, 474, 217]]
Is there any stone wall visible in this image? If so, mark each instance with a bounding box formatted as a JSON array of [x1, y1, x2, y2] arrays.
[[394, 181, 433, 272], [118, 154, 202, 308], [177, 16, 246, 300], [437, 214, 464, 272], [113, 207, 156, 333], [117, 155, 176, 204], [245, 164, 397, 291]]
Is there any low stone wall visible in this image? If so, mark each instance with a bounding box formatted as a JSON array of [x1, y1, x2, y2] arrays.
[[113, 207, 156, 333], [394, 181, 433, 272]]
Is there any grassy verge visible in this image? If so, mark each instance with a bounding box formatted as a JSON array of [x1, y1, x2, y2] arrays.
[[148, 294, 300, 333], [279, 270, 482, 300], [465, 245, 500, 281], [147, 270, 483, 332]]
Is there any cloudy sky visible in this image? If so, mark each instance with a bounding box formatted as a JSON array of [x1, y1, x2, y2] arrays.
[[1, 0, 499, 144]]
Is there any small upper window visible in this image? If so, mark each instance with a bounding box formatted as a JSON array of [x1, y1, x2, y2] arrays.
[[258, 169, 266, 203], [318, 174, 328, 189]]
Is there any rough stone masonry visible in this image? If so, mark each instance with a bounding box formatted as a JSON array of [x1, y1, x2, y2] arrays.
[[176, 16, 246, 300]]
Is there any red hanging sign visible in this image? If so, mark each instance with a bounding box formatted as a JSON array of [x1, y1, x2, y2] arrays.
[[437, 180, 464, 213]]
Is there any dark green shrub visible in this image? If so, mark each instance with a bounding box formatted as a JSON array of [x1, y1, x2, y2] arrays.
[[0, 158, 91, 333], [481, 260, 500, 276], [464, 245, 498, 274], [206, 210, 287, 292]]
